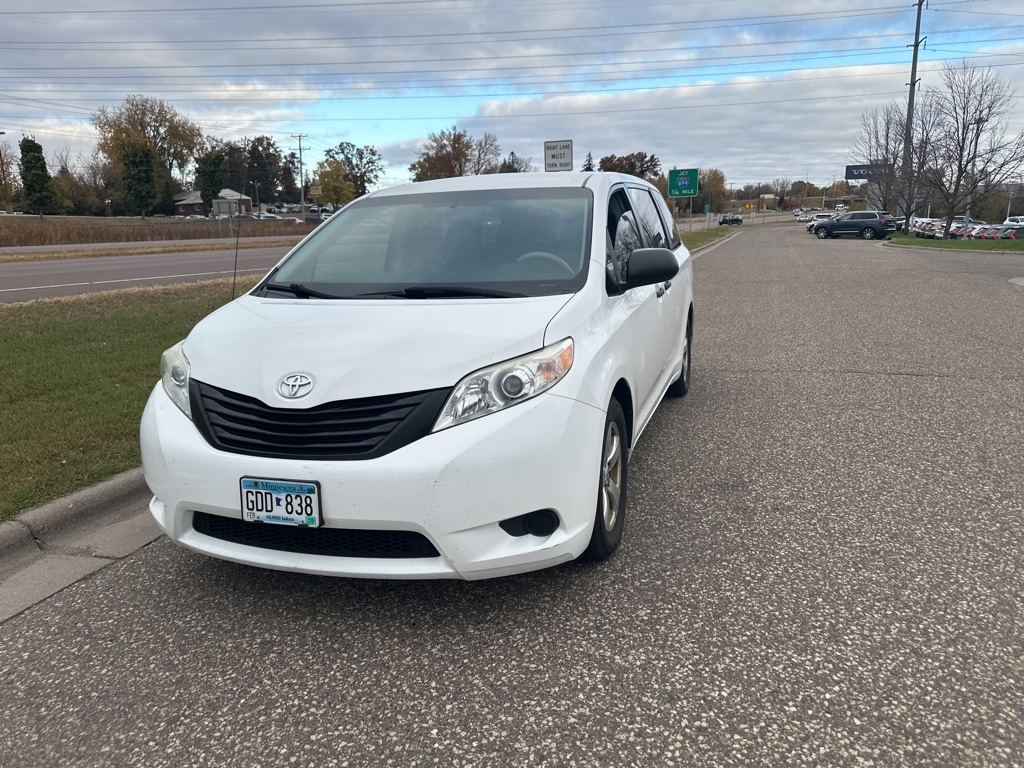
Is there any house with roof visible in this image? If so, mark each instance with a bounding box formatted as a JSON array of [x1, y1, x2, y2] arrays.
[[174, 190, 207, 217]]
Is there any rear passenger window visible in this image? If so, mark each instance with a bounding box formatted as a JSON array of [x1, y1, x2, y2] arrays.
[[626, 187, 668, 248]]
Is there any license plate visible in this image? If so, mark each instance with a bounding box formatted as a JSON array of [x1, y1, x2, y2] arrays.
[[239, 477, 321, 527]]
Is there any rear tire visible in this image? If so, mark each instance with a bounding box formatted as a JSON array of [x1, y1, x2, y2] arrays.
[[582, 398, 628, 562], [861, 227, 877, 240]]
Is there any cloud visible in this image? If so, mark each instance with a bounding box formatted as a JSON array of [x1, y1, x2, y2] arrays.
[[1, 0, 1021, 188]]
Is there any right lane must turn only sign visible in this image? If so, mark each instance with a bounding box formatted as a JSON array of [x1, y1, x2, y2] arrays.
[[544, 140, 573, 172]]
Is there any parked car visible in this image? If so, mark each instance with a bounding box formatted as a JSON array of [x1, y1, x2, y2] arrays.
[[1003, 216, 1024, 226], [718, 213, 742, 225], [256, 212, 282, 220], [140, 172, 695, 580], [805, 212, 835, 231], [811, 211, 894, 240]]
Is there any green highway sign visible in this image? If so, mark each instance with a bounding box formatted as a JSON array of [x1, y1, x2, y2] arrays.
[[668, 168, 698, 199]]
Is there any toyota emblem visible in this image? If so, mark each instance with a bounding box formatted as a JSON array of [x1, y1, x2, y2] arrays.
[[278, 373, 314, 399]]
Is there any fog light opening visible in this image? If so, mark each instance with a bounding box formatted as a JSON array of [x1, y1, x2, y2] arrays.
[[524, 509, 559, 537], [499, 509, 560, 538]]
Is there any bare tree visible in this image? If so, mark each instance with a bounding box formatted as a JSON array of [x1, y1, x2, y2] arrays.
[[410, 127, 504, 180], [770, 177, 790, 208], [849, 103, 903, 212], [0, 137, 18, 212], [920, 62, 1024, 235], [469, 132, 501, 175]]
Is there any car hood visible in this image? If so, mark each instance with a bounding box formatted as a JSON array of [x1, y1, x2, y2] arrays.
[[183, 294, 573, 407]]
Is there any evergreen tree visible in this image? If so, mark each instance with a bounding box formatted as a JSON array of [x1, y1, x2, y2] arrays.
[[18, 136, 54, 216], [123, 142, 157, 216]]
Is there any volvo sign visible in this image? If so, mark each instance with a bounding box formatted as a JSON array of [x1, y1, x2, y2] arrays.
[[845, 164, 892, 180]]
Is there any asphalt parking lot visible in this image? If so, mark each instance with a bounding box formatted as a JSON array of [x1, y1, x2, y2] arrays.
[[1, 226, 1022, 766]]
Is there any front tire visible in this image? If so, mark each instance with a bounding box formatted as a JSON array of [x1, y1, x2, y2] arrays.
[[815, 226, 830, 239], [667, 315, 692, 397], [861, 227, 877, 240], [582, 398, 628, 562]]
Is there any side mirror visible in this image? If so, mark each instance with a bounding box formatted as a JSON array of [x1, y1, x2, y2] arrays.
[[623, 248, 679, 290]]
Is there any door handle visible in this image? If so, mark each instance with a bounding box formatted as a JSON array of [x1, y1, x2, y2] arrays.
[[655, 284, 666, 298]]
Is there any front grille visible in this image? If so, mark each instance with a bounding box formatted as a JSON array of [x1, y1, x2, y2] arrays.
[[192, 511, 440, 559], [190, 381, 450, 460]]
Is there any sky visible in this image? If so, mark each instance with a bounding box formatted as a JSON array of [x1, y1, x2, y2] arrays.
[[1, 0, 1023, 192]]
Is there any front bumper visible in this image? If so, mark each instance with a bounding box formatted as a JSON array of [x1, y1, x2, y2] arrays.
[[141, 384, 606, 580]]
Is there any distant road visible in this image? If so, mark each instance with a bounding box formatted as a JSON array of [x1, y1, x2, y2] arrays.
[[0, 244, 291, 304]]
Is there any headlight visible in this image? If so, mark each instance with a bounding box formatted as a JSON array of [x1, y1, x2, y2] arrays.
[[434, 338, 573, 431], [160, 341, 192, 420]]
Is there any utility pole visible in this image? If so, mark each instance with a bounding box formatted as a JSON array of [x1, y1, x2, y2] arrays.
[[291, 134, 308, 219], [899, 0, 926, 233]]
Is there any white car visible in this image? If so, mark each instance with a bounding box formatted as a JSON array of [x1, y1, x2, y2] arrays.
[[141, 172, 695, 580], [805, 212, 835, 231]]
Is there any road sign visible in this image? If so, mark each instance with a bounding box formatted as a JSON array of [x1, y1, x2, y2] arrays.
[[745, 203, 755, 210], [544, 140, 573, 172], [309, 185, 322, 197], [668, 169, 698, 198], [703, 204, 710, 214]]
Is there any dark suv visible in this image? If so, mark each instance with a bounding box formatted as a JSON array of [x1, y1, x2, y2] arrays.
[[812, 211, 894, 240], [718, 213, 742, 226]]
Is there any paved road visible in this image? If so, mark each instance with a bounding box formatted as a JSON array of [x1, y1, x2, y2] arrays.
[[0, 244, 292, 303], [2, 227, 1022, 766]]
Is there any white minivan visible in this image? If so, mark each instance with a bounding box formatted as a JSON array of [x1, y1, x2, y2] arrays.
[[141, 172, 695, 580]]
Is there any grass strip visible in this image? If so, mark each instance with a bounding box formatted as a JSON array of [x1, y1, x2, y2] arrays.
[[887, 232, 1024, 251], [0, 277, 259, 522], [0, 238, 303, 264]]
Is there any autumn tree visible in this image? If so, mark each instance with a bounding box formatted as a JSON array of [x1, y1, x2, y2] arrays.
[[312, 158, 357, 207], [598, 152, 661, 181], [18, 136, 53, 216], [323, 142, 384, 197], [694, 168, 728, 213], [92, 95, 203, 182], [409, 126, 500, 181]]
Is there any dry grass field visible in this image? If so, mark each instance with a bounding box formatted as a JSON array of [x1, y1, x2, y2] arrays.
[[0, 214, 316, 248]]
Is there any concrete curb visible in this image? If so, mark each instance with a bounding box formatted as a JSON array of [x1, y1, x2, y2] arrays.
[[0, 467, 149, 560]]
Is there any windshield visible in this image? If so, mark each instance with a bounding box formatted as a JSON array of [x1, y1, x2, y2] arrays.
[[258, 187, 593, 299]]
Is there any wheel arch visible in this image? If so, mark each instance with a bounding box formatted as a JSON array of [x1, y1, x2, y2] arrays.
[[611, 379, 635, 449]]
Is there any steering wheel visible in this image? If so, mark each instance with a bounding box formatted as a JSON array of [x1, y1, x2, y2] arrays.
[[515, 251, 575, 277]]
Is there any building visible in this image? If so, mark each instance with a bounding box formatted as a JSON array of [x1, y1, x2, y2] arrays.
[[174, 191, 207, 217], [212, 189, 253, 218]]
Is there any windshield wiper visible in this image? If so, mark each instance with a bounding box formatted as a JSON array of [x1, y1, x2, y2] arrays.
[[262, 282, 342, 299], [358, 286, 527, 299]]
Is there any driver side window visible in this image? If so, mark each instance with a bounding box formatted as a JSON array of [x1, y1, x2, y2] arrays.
[[606, 189, 642, 293]]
